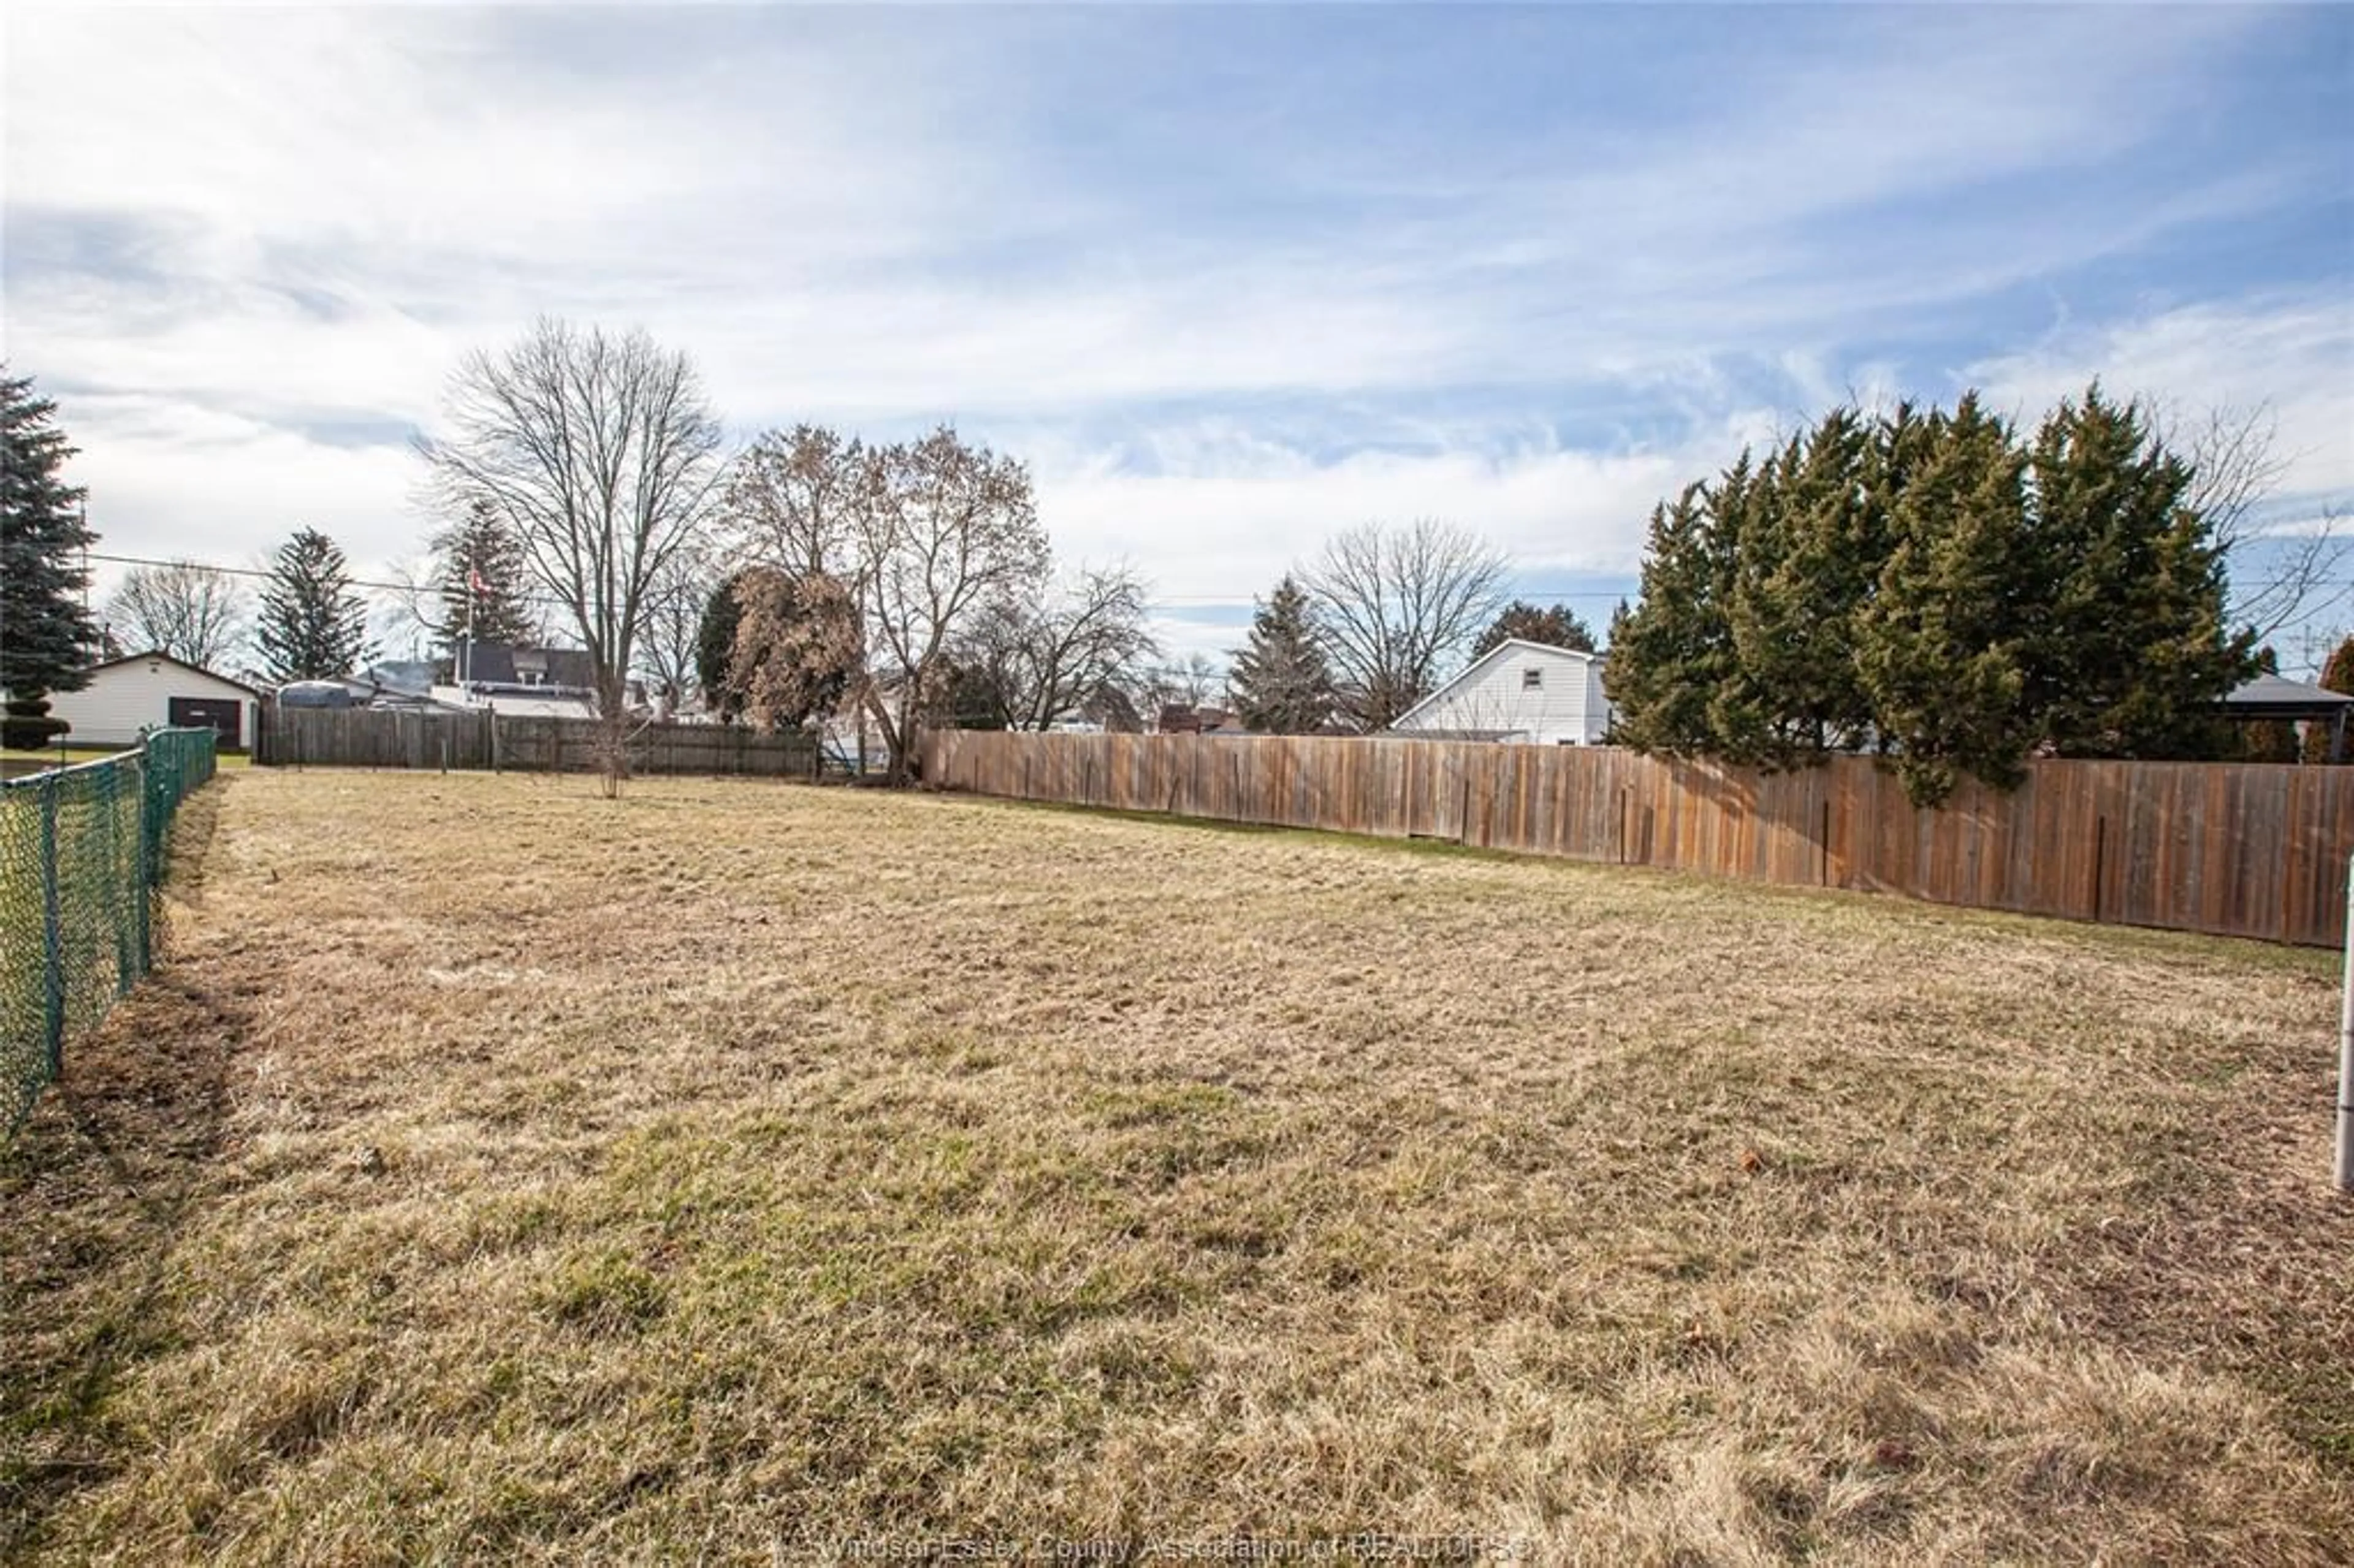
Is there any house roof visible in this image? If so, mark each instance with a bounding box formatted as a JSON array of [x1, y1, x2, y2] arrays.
[[354, 659, 438, 698], [82, 649, 262, 699], [455, 641, 598, 690], [1385, 637, 1604, 733], [2220, 672, 2354, 717]]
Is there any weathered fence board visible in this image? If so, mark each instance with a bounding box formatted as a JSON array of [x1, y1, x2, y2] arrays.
[[256, 707, 818, 778], [918, 729, 2354, 946]]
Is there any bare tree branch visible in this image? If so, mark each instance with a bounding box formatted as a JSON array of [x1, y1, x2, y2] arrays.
[[954, 564, 1157, 731], [105, 561, 249, 670], [637, 542, 716, 713], [843, 427, 1048, 780], [1300, 518, 1512, 730], [723, 425, 861, 579], [414, 318, 727, 794], [2165, 402, 2351, 644]]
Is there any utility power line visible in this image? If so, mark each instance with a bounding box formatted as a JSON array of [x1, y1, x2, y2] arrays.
[[82, 547, 2350, 606]]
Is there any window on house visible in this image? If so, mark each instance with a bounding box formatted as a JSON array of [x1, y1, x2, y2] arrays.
[[1522, 668, 1543, 690]]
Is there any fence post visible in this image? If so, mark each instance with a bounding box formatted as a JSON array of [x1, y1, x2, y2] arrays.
[[2336, 853, 2353, 1194], [106, 763, 132, 996], [40, 778, 64, 1079], [135, 755, 154, 972]]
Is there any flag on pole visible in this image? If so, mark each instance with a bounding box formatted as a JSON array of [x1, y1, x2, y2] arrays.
[[468, 568, 489, 596]]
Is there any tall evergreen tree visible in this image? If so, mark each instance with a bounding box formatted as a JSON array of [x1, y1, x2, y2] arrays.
[[1854, 395, 2036, 804], [696, 571, 752, 722], [1474, 600, 1597, 656], [1745, 409, 1887, 759], [429, 500, 538, 660], [1229, 575, 1338, 734], [1604, 484, 1727, 755], [257, 527, 373, 681], [1, 370, 98, 748], [2020, 387, 2254, 758], [1711, 440, 1804, 765]]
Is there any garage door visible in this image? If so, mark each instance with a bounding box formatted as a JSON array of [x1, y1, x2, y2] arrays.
[[167, 696, 243, 748]]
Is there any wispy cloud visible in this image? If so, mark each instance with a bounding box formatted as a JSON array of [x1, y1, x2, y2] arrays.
[[4, 1, 2347, 657], [1967, 291, 2354, 503]]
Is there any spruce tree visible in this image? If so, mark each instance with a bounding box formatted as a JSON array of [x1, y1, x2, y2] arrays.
[[1, 370, 98, 748], [1229, 575, 1338, 734], [1474, 601, 1596, 656], [2020, 387, 2254, 758], [430, 500, 538, 659], [257, 527, 373, 681], [1854, 395, 2036, 804]]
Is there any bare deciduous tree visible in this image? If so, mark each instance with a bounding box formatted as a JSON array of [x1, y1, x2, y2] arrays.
[[416, 318, 726, 794], [106, 561, 248, 670], [1135, 652, 1228, 726], [1301, 517, 1512, 731], [639, 542, 717, 714], [2168, 403, 2350, 644], [954, 565, 1158, 731], [725, 424, 861, 579], [847, 427, 1049, 780], [1176, 652, 1224, 710]]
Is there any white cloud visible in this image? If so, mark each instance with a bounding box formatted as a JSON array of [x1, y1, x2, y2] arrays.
[[1965, 292, 2354, 503], [60, 394, 426, 578], [4, 1, 2343, 655], [1027, 414, 1770, 599]]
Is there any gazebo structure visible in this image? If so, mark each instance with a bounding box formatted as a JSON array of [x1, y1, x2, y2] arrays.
[[2219, 672, 2354, 762]]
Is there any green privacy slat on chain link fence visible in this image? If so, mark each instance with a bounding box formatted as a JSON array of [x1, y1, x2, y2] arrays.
[[2, 726, 217, 1135]]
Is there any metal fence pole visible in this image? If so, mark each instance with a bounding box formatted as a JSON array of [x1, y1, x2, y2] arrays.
[[105, 763, 132, 996], [135, 753, 154, 972], [40, 778, 64, 1079], [2336, 853, 2353, 1194]]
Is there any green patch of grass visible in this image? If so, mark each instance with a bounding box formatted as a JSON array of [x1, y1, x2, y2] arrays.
[[539, 1249, 667, 1333]]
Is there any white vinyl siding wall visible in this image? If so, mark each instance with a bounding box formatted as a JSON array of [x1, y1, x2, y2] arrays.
[[1387, 641, 1610, 745], [37, 658, 257, 748]]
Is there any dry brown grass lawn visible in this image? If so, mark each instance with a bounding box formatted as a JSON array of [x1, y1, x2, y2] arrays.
[[4, 767, 2350, 1564]]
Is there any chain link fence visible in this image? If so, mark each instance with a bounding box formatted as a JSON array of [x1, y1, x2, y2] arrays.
[[2, 727, 218, 1134]]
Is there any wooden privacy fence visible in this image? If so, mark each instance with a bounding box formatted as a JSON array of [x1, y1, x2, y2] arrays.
[[256, 706, 819, 779], [920, 729, 2354, 947]]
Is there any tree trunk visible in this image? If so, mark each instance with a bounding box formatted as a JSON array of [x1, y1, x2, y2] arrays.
[[594, 670, 631, 798]]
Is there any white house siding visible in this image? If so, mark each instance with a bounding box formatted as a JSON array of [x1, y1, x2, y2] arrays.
[[37, 655, 258, 749], [426, 685, 599, 720], [1387, 639, 1612, 745]]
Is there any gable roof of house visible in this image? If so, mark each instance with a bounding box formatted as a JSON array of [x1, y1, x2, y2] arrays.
[[82, 649, 263, 699], [455, 641, 598, 689], [2221, 672, 2354, 716], [1386, 637, 1603, 732]]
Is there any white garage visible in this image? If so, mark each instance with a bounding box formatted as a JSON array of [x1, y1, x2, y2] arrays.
[[1386, 639, 1613, 745], [42, 650, 261, 751]]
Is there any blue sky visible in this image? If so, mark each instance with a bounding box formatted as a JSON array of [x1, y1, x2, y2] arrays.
[[5, 2, 2350, 664]]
